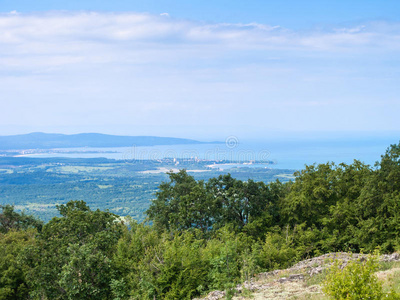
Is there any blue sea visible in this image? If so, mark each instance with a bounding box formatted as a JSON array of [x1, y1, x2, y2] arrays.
[[22, 134, 400, 170]]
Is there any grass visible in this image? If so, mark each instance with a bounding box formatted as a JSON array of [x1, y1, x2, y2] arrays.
[[241, 288, 254, 298], [377, 260, 400, 295], [289, 293, 327, 300], [305, 271, 327, 287], [378, 267, 400, 295], [378, 260, 400, 272]]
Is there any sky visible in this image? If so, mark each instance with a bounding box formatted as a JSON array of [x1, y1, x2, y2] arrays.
[[1, 1, 400, 140]]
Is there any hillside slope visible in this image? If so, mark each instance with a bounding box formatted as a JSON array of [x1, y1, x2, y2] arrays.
[[196, 252, 400, 300]]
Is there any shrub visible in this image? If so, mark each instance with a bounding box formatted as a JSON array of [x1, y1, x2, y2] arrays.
[[322, 253, 400, 300]]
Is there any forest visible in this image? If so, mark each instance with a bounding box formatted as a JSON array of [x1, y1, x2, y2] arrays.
[[1, 142, 400, 299]]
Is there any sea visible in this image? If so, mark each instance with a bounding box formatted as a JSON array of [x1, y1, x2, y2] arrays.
[[21, 134, 400, 170]]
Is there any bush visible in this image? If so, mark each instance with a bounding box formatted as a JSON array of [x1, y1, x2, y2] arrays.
[[323, 253, 400, 300]]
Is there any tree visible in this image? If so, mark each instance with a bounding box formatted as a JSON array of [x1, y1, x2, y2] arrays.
[[0, 229, 37, 300], [356, 142, 400, 252], [207, 174, 271, 230], [279, 163, 338, 229], [324, 161, 372, 252], [0, 205, 43, 234], [114, 221, 210, 300], [147, 170, 280, 234], [147, 170, 217, 233], [29, 200, 124, 300]]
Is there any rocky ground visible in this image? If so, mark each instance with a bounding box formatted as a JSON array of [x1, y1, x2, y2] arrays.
[[195, 252, 400, 300]]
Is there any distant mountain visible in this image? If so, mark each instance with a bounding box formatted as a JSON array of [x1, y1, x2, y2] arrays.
[[0, 132, 220, 150]]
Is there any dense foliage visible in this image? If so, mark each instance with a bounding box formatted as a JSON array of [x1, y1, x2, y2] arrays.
[[1, 142, 400, 299], [0, 205, 43, 234]]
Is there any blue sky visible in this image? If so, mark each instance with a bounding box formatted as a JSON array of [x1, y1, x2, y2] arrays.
[[2, 0, 400, 28], [1, 1, 400, 140]]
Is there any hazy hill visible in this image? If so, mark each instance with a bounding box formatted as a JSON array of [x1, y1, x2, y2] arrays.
[[0, 132, 216, 150]]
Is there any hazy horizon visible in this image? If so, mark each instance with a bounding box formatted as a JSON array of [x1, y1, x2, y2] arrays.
[[0, 130, 399, 145]]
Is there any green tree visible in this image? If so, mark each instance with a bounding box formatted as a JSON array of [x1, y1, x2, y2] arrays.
[[242, 180, 288, 239], [324, 161, 372, 252], [0, 229, 37, 300], [58, 243, 114, 300], [29, 200, 124, 300], [147, 171, 282, 235], [206, 174, 272, 230], [147, 170, 217, 233], [115, 221, 210, 300], [113, 221, 162, 299], [355, 142, 400, 252], [204, 226, 253, 292], [280, 163, 338, 229], [0, 205, 43, 234]]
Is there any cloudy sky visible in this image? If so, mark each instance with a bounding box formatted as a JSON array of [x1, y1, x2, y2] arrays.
[[1, 1, 400, 140]]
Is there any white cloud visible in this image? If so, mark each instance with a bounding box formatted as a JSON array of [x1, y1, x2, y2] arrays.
[[0, 11, 399, 136], [0, 12, 399, 51], [0, 11, 397, 74]]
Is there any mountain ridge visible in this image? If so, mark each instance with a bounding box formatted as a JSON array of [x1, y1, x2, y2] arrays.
[[0, 132, 221, 150]]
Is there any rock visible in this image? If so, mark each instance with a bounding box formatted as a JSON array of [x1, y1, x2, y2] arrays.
[[194, 290, 225, 300], [308, 266, 323, 276], [289, 274, 304, 281], [381, 253, 400, 262], [258, 269, 281, 279], [277, 274, 304, 283]]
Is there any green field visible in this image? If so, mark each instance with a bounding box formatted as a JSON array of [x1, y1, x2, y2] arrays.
[[0, 157, 294, 222]]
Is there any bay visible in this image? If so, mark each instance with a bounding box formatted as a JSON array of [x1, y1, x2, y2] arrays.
[[20, 135, 400, 170]]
